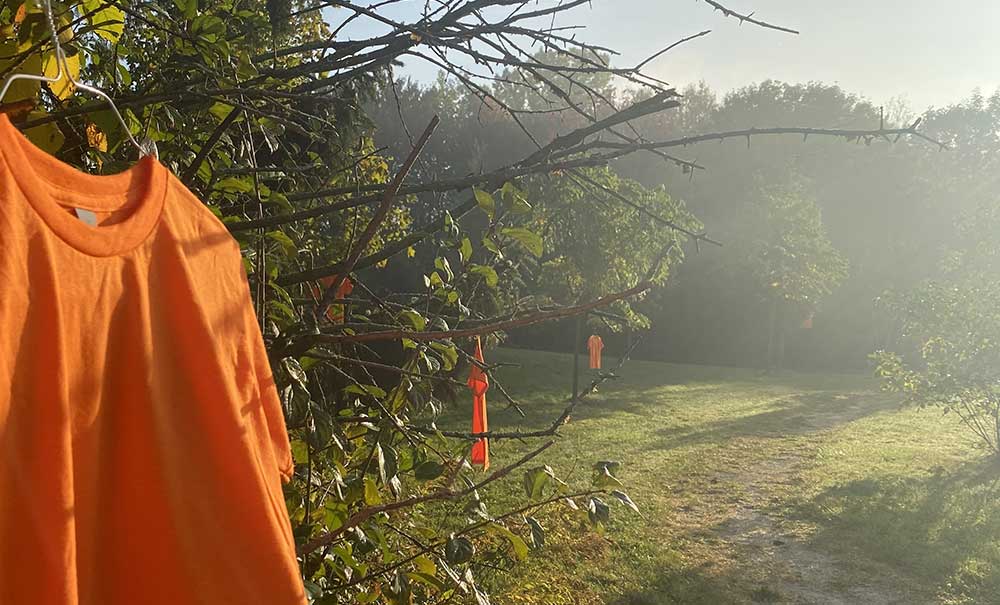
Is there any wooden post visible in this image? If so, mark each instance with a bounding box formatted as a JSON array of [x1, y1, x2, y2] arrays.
[[572, 316, 582, 401]]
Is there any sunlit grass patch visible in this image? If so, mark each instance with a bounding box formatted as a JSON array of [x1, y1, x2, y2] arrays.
[[435, 348, 995, 604]]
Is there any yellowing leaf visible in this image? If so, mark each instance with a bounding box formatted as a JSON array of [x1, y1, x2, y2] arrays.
[[364, 477, 380, 506], [83, 0, 125, 44], [413, 555, 436, 576], [42, 51, 80, 101], [470, 264, 498, 288], [209, 101, 237, 122], [501, 227, 543, 257], [86, 122, 107, 152], [23, 112, 64, 153], [459, 237, 473, 263], [474, 188, 495, 219], [0, 42, 41, 102]]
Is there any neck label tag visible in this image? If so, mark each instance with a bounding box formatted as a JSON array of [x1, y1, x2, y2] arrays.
[[75, 208, 98, 226]]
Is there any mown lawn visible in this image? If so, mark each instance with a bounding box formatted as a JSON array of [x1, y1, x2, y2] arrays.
[[433, 347, 1000, 605]]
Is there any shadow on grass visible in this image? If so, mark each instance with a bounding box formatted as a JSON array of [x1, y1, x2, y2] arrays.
[[644, 390, 904, 452], [436, 348, 883, 442], [607, 571, 736, 605], [435, 380, 737, 437], [795, 458, 1000, 603], [606, 561, 786, 605]]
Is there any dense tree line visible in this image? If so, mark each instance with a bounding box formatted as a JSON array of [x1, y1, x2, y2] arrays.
[[375, 78, 1000, 372]]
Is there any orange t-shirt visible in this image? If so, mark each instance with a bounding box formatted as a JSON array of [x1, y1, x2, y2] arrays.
[[587, 335, 604, 369], [0, 114, 305, 605]]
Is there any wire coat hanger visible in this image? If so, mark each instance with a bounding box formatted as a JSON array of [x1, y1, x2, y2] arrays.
[[0, 0, 157, 158]]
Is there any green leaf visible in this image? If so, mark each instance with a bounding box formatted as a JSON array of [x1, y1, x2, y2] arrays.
[[269, 300, 297, 322], [397, 309, 427, 331], [482, 236, 501, 256], [385, 569, 411, 605], [435, 256, 454, 281], [522, 466, 553, 500], [444, 535, 475, 564], [406, 571, 446, 592], [299, 356, 322, 371], [414, 460, 445, 481], [282, 357, 308, 389], [237, 51, 258, 79], [380, 444, 398, 484], [209, 102, 237, 122], [191, 14, 225, 36], [588, 497, 610, 526], [308, 405, 335, 449], [290, 439, 309, 465], [474, 188, 495, 219], [304, 580, 324, 600], [343, 384, 387, 398], [525, 516, 545, 549], [502, 181, 532, 214], [489, 523, 529, 562], [266, 231, 297, 257], [459, 237, 473, 263], [610, 490, 640, 514], [413, 555, 437, 576], [82, 0, 124, 43], [501, 227, 543, 257], [172, 0, 198, 19], [593, 465, 624, 489], [364, 476, 380, 506], [429, 341, 458, 371], [215, 176, 254, 193], [469, 265, 498, 288], [23, 117, 65, 154], [375, 443, 387, 484]]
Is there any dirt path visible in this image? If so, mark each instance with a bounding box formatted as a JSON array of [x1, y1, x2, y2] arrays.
[[673, 394, 934, 604]]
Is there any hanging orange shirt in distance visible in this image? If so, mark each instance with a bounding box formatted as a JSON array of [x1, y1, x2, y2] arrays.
[[588, 334, 605, 369]]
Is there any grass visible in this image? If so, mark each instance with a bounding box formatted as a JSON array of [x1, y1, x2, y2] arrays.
[[433, 347, 1000, 605]]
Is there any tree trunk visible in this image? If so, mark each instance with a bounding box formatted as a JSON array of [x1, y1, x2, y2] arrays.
[[766, 295, 778, 370], [994, 398, 1000, 457], [572, 316, 582, 401], [776, 316, 786, 370]]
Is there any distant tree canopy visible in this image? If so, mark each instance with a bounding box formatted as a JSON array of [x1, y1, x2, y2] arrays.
[[375, 78, 996, 370], [621, 82, 996, 370], [742, 184, 847, 368]]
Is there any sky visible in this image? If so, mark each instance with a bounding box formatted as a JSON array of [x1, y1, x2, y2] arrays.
[[335, 0, 1000, 112]]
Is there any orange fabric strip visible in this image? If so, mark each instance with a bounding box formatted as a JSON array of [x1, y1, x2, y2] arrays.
[[467, 336, 490, 470]]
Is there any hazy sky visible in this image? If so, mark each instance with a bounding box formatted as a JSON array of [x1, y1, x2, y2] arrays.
[[338, 1, 1000, 111]]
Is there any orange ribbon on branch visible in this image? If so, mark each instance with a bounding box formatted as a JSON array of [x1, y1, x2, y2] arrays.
[[468, 336, 490, 470], [309, 275, 354, 323]]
